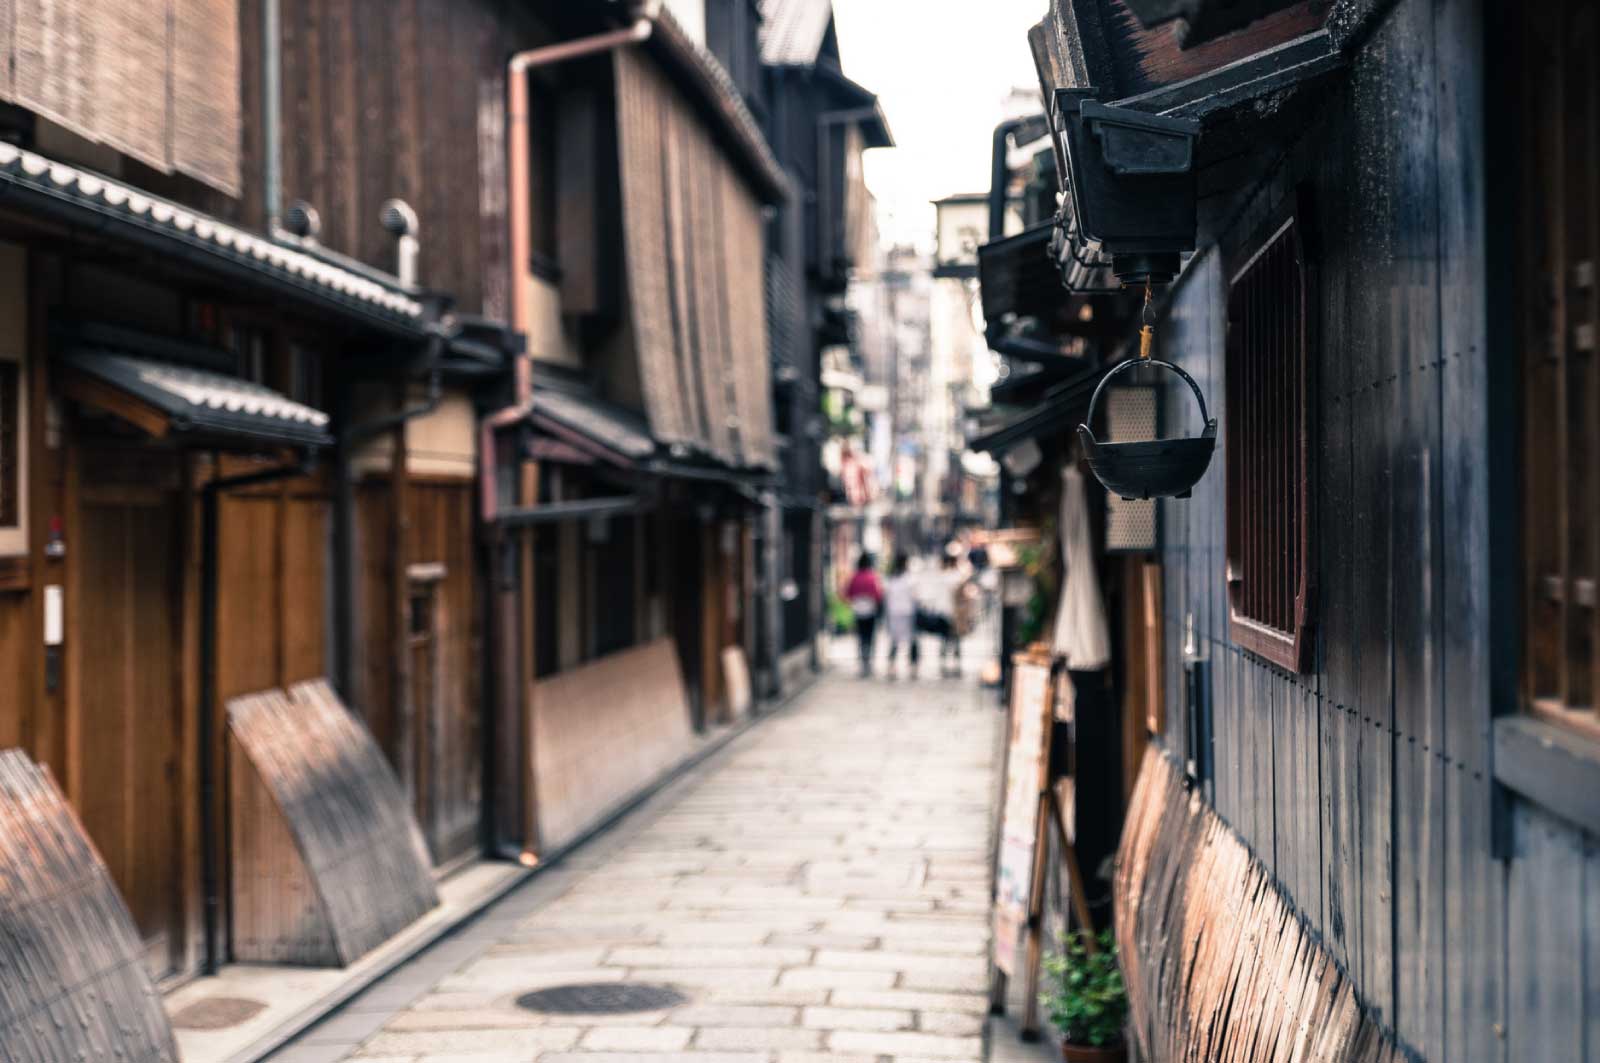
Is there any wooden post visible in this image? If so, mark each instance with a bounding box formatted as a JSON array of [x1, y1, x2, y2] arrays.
[[390, 382, 414, 809], [518, 460, 541, 857], [1020, 789, 1051, 1040]]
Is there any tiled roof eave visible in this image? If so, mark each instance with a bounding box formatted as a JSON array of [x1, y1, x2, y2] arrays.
[[0, 143, 428, 337]]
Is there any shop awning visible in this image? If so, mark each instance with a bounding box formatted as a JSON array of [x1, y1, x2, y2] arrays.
[[978, 223, 1064, 324], [61, 350, 333, 448], [969, 360, 1113, 455], [529, 386, 658, 466]]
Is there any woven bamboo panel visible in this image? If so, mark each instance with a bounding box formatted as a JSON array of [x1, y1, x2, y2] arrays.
[[722, 163, 775, 467], [685, 108, 734, 466], [0, 749, 178, 1061], [532, 637, 696, 852], [6, 0, 240, 192], [616, 49, 692, 451], [615, 48, 773, 468], [1115, 748, 1404, 1063], [171, 0, 242, 196], [227, 681, 438, 966]]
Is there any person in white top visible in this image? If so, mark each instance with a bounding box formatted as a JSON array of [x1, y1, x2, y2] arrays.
[[883, 552, 919, 679], [915, 547, 969, 678]]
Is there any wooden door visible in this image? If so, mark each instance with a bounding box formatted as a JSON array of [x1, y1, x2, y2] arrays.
[[74, 462, 188, 981], [405, 481, 480, 865]]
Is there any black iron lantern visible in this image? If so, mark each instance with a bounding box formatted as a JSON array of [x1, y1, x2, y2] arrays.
[[1078, 344, 1215, 500]]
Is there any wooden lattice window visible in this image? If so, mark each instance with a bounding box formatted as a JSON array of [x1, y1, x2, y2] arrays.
[[1225, 204, 1313, 673], [1520, 0, 1600, 734]]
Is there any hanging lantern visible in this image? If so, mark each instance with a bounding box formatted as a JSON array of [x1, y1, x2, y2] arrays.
[[1077, 288, 1215, 500]]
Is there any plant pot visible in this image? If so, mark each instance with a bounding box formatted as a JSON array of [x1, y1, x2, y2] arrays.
[[1060, 1039, 1127, 1063]]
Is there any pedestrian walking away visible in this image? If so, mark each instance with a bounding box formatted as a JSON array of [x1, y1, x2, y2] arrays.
[[843, 552, 883, 677], [916, 546, 969, 678], [884, 552, 920, 678]]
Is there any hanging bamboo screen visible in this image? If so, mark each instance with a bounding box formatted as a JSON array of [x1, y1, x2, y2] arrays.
[[1521, 0, 1600, 736], [614, 49, 774, 469], [7, 0, 240, 195], [1225, 206, 1313, 673]]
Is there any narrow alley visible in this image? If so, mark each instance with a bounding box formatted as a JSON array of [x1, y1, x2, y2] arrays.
[[273, 663, 1004, 1063]]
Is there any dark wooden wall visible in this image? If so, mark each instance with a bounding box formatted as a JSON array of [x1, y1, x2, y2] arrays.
[[1153, 1, 1595, 1059], [231, 0, 567, 318]]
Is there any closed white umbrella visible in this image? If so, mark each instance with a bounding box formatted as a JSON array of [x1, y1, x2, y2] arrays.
[[1052, 465, 1111, 670]]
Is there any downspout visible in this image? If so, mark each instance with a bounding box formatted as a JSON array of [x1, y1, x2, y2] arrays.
[[988, 113, 1049, 240], [486, 3, 660, 862], [486, 5, 659, 525], [200, 452, 317, 975], [262, 0, 282, 229]]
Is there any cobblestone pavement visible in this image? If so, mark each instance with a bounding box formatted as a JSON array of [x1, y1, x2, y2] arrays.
[[272, 663, 1006, 1063]]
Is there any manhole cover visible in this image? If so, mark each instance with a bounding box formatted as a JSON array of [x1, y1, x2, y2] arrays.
[[515, 983, 686, 1015], [169, 996, 267, 1030]]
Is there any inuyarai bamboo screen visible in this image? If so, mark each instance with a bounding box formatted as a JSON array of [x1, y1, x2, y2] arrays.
[[1225, 206, 1312, 673], [1521, 0, 1598, 735]]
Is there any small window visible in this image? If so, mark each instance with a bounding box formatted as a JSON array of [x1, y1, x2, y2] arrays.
[[1225, 203, 1313, 673], [528, 77, 561, 282]]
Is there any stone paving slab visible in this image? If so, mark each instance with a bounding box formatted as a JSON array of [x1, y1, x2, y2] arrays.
[[270, 665, 1011, 1062]]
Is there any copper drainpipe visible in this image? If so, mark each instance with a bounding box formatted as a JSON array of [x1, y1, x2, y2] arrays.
[[481, 5, 659, 525], [483, 4, 659, 862]]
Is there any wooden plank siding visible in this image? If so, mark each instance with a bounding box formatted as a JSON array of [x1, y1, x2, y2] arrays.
[[233, 0, 544, 315], [1143, 1, 1575, 1059]]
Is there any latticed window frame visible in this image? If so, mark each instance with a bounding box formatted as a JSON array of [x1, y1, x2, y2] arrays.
[[1519, 0, 1600, 738], [1224, 200, 1315, 674]]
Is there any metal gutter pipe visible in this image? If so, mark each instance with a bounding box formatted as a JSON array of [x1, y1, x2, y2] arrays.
[[482, 2, 662, 862], [263, 0, 282, 229], [331, 324, 450, 697], [200, 452, 317, 975], [486, 3, 659, 527], [989, 114, 1049, 240]]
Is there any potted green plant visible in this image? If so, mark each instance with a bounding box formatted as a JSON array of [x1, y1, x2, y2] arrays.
[[1040, 930, 1129, 1062]]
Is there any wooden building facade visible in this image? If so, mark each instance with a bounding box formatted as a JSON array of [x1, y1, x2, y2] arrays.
[[1022, 0, 1600, 1058], [0, 0, 796, 1025]]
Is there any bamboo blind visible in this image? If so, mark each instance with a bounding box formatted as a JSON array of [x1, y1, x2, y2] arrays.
[[615, 48, 774, 468], [8, 0, 240, 195]]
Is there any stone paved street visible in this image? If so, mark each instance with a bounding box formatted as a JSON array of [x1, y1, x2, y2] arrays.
[[272, 659, 1009, 1063]]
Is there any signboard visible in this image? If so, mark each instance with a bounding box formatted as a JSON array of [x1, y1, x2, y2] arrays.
[[992, 653, 1054, 975]]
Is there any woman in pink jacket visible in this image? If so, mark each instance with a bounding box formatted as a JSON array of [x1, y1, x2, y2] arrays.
[[843, 553, 884, 677]]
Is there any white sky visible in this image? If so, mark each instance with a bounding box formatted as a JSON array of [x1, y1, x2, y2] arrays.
[[830, 0, 1049, 251]]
